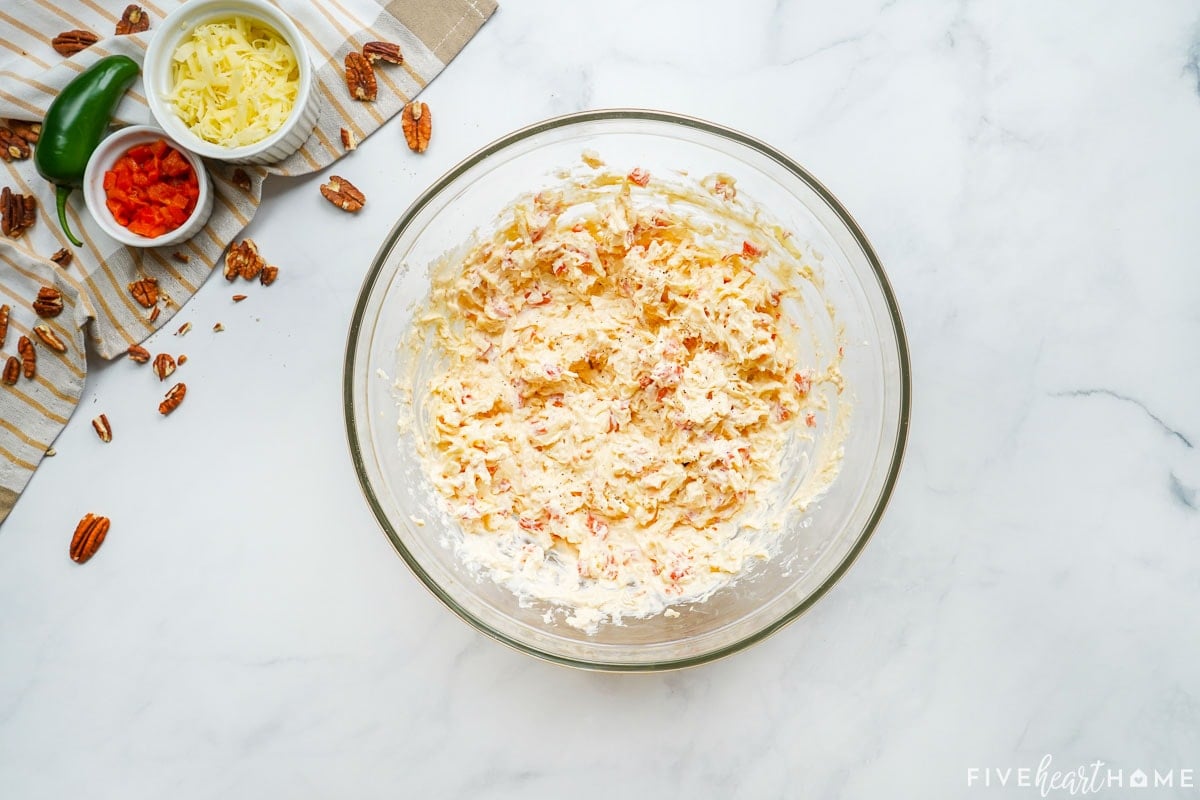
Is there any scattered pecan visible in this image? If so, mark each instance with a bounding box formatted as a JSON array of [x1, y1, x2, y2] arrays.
[[0, 303, 8, 348], [401, 101, 431, 153], [319, 175, 365, 213], [171, 251, 190, 263], [230, 168, 252, 192], [50, 248, 72, 267], [18, 335, 35, 379], [8, 120, 40, 144], [127, 344, 150, 363], [148, 306, 160, 322], [363, 41, 403, 65], [177, 354, 187, 365], [115, 4, 149, 34], [70, 513, 110, 564], [340, 127, 356, 151], [1, 186, 37, 238], [0, 127, 31, 161], [44, 447, 56, 457], [225, 239, 263, 281], [52, 30, 99, 57], [152, 352, 176, 380], [33, 286, 64, 318], [2, 356, 17, 385], [344, 52, 377, 101], [33, 324, 67, 353], [175, 321, 192, 336], [259, 265, 279, 286], [92, 413, 112, 443], [128, 276, 159, 308], [159, 382, 186, 415], [212, 322, 225, 332], [232, 294, 247, 302]]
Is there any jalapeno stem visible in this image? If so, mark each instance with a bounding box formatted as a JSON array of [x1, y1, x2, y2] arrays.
[[55, 185, 82, 247]]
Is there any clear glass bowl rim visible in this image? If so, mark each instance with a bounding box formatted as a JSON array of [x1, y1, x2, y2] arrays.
[[343, 108, 912, 672]]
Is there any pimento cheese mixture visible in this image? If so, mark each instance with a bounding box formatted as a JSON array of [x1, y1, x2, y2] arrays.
[[407, 163, 832, 630]]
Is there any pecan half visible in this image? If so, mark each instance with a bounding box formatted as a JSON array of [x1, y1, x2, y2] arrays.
[[52, 30, 99, 57], [127, 344, 150, 363], [0, 303, 8, 348], [230, 168, 252, 192], [128, 276, 159, 308], [363, 41, 403, 65], [50, 248, 72, 267], [159, 382, 186, 415], [0, 127, 31, 162], [152, 352, 176, 380], [259, 265, 279, 286], [344, 52, 377, 101], [33, 324, 67, 353], [116, 5, 149, 34], [33, 286, 64, 318], [18, 335, 35, 379], [92, 413, 112, 443], [8, 120, 40, 144], [1, 186, 37, 238], [401, 101, 431, 153], [319, 175, 365, 213], [70, 513, 110, 564], [2, 356, 18, 385], [340, 127, 356, 151], [225, 239, 263, 281]]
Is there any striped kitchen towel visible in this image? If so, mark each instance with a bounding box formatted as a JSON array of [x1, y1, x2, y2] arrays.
[[0, 0, 497, 523]]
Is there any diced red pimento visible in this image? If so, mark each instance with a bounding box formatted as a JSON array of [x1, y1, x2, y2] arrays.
[[104, 139, 199, 238], [627, 167, 650, 187]]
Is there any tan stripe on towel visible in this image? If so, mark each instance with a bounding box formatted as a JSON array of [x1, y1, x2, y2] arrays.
[[75, 0, 120, 23], [0, 39, 51, 71], [0, 417, 48, 458], [30, 0, 93, 35], [0, 87, 48, 119], [2, 383, 69, 426], [0, 442, 38, 475], [0, 70, 63, 100]]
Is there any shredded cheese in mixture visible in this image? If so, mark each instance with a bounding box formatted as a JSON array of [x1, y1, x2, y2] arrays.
[[167, 17, 299, 147], [409, 168, 830, 630]]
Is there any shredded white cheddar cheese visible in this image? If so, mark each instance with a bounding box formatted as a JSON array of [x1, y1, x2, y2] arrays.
[[167, 17, 299, 147], [403, 166, 846, 631]]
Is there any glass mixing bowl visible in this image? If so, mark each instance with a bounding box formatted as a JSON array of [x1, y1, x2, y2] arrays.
[[344, 110, 910, 671]]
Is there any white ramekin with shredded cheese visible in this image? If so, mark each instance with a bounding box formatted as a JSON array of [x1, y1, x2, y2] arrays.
[[144, 0, 318, 164]]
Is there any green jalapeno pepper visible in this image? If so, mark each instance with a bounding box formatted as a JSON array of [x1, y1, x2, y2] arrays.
[[34, 55, 140, 246]]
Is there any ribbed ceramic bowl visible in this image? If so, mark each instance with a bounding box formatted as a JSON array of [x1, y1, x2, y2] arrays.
[[82, 125, 213, 248], [345, 110, 910, 671], [143, 0, 318, 164]]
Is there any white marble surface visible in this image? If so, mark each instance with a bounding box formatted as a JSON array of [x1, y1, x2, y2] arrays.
[[3, 0, 1200, 796]]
